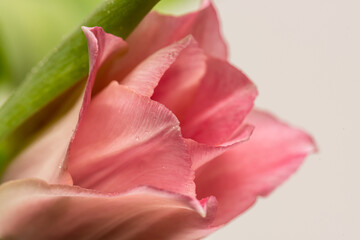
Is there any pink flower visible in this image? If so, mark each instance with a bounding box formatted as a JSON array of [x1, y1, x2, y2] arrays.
[[0, 2, 316, 239]]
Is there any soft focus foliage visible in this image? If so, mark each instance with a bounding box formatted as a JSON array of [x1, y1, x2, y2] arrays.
[[0, 0, 102, 86], [154, 0, 202, 14]]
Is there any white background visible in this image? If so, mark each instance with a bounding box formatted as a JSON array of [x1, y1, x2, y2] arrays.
[[208, 0, 360, 239]]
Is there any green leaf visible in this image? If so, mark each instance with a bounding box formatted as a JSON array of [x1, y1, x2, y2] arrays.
[[0, 0, 159, 143]]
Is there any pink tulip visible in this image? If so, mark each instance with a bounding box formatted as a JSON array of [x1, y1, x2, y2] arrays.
[[0, 2, 316, 239]]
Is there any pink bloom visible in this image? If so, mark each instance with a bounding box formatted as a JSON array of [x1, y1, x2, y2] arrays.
[[0, 2, 316, 239]]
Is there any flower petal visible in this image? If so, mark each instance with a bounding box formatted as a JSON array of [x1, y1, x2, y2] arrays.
[[181, 58, 257, 145], [195, 110, 317, 226], [1, 91, 82, 185], [187, 124, 254, 170], [129, 2, 225, 58], [93, 1, 227, 94], [0, 179, 217, 240], [1, 27, 128, 185], [81, 26, 128, 106], [152, 37, 206, 120], [68, 82, 195, 197], [122, 36, 201, 98], [128, 0, 226, 63]]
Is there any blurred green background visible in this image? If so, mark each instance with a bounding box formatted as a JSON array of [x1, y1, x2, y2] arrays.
[[0, 0, 102, 89]]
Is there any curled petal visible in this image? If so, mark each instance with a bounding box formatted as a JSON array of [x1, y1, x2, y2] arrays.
[[187, 124, 254, 170], [0, 179, 217, 240], [81, 26, 128, 107], [152, 37, 206, 120], [123, 36, 201, 98], [195, 110, 317, 226]]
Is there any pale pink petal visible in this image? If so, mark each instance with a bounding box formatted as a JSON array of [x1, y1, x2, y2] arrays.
[[123, 36, 200, 97], [93, 1, 227, 94], [1, 27, 128, 185], [195, 110, 317, 226], [0, 179, 217, 240], [181, 58, 257, 145], [1, 92, 82, 185], [68, 82, 195, 197]]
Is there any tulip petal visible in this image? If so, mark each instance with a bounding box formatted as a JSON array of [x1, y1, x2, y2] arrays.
[[123, 36, 202, 98], [181, 58, 257, 145], [152, 37, 206, 120], [129, 1, 226, 59], [1, 27, 128, 185], [0, 179, 217, 240], [81, 26, 128, 106], [1, 93, 82, 185], [93, 1, 227, 94], [187, 124, 254, 170], [129, 0, 226, 62], [195, 110, 317, 226], [68, 82, 195, 197]]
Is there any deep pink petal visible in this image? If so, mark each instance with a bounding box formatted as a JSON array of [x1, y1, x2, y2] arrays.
[[123, 36, 200, 98], [0, 179, 217, 240], [152, 37, 206, 120], [68, 82, 195, 197], [93, 1, 227, 94], [181, 58, 257, 145], [195, 110, 317, 226]]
